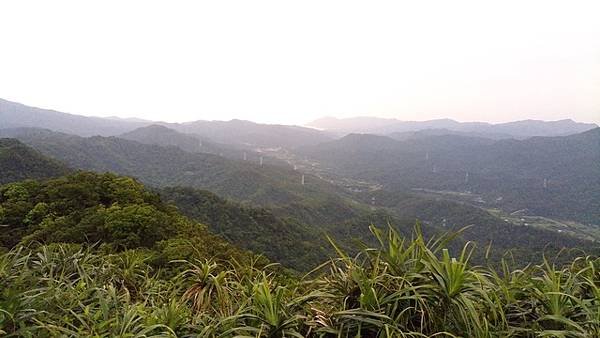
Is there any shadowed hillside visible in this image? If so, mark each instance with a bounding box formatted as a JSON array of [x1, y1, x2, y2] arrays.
[[0, 138, 69, 184], [300, 128, 600, 224]]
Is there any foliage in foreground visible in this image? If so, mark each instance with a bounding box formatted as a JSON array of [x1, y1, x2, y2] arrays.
[[1, 226, 599, 337]]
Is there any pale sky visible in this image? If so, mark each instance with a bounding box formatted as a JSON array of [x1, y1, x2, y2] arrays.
[[1, 0, 599, 125]]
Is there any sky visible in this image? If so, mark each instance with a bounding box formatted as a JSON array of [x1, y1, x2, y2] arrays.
[[0, 0, 599, 126]]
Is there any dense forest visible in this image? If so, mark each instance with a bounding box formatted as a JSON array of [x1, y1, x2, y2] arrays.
[[0, 172, 254, 265], [159, 187, 328, 271], [0, 138, 69, 184]]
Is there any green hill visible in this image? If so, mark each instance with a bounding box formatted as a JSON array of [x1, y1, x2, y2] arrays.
[[165, 118, 332, 148], [159, 187, 328, 270], [0, 138, 69, 184], [0, 171, 253, 265], [0, 128, 342, 207]]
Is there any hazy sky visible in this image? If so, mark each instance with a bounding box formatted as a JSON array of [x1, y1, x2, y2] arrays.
[[1, 0, 599, 125]]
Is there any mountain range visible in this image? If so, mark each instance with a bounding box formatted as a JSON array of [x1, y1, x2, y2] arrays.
[[0, 98, 331, 149], [2, 126, 597, 269], [308, 116, 598, 138], [1, 97, 599, 270], [3, 98, 597, 147]]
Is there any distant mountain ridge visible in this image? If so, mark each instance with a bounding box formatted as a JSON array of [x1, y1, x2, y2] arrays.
[[3, 97, 595, 143], [161, 119, 332, 148], [308, 116, 598, 138], [0, 98, 150, 136], [0, 98, 331, 148], [119, 124, 286, 165], [120, 125, 204, 153]]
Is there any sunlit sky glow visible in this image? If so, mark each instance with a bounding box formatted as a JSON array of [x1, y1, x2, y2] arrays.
[[1, 0, 599, 125]]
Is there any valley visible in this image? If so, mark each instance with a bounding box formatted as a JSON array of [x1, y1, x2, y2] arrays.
[[263, 142, 600, 245]]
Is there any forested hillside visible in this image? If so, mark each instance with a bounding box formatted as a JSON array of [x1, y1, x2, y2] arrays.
[[1, 161, 599, 336], [0, 128, 339, 207], [0, 172, 253, 263], [0, 138, 69, 184], [300, 128, 600, 224], [2, 128, 596, 269], [160, 187, 328, 270]]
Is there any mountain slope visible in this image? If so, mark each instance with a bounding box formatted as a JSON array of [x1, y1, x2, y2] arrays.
[[0, 98, 150, 136], [388, 128, 513, 141], [0, 128, 361, 224], [120, 124, 204, 153], [119, 124, 285, 165], [165, 119, 333, 148], [159, 187, 328, 270], [0, 172, 254, 267], [299, 129, 600, 224], [0, 138, 69, 184]]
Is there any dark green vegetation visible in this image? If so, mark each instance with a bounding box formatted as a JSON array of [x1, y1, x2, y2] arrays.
[[355, 190, 596, 265], [162, 185, 598, 269], [0, 130, 382, 261], [300, 128, 600, 224], [2, 225, 600, 337], [160, 187, 328, 271], [0, 138, 69, 184], [0, 172, 252, 264]]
